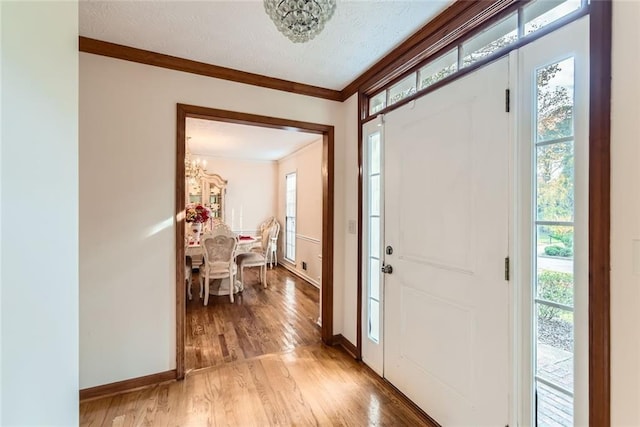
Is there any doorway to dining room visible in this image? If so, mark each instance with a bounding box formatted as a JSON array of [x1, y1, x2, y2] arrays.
[[176, 104, 335, 376]]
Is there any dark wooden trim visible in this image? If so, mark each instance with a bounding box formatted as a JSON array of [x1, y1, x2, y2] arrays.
[[360, 6, 589, 121], [176, 104, 336, 375], [589, 1, 612, 425], [79, 370, 177, 401], [177, 105, 331, 134], [340, 0, 523, 99], [321, 128, 335, 343], [331, 334, 358, 360], [176, 106, 187, 380], [355, 91, 364, 360], [362, 0, 526, 97], [79, 37, 342, 102]]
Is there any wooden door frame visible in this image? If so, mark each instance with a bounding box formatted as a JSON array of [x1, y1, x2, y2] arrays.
[[175, 104, 335, 379]]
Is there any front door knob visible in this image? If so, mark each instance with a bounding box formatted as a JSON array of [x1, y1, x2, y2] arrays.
[[381, 264, 393, 274]]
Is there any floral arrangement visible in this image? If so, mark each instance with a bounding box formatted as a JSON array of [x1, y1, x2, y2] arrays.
[[185, 204, 211, 223]]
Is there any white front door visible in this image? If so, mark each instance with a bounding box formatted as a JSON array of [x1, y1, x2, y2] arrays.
[[383, 57, 511, 426]]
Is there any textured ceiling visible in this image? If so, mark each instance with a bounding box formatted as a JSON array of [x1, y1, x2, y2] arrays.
[[79, 0, 453, 90], [187, 118, 320, 161]]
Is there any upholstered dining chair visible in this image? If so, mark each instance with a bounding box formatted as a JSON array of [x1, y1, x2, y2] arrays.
[[237, 220, 278, 288], [249, 216, 276, 250], [199, 223, 238, 305], [266, 221, 280, 269]]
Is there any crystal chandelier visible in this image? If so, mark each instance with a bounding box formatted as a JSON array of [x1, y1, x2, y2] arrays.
[[185, 137, 206, 183], [264, 0, 336, 43]]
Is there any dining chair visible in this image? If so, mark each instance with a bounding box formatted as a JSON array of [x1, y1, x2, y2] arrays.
[[267, 221, 280, 269], [237, 220, 279, 288], [199, 224, 238, 305]]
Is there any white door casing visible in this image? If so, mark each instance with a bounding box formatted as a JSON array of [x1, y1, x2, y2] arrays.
[[383, 57, 511, 426]]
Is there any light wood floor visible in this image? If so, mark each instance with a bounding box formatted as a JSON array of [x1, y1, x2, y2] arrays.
[[80, 344, 434, 426], [186, 266, 321, 371]]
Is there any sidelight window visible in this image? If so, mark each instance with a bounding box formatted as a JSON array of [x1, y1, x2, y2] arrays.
[[366, 132, 382, 342], [533, 57, 576, 427]]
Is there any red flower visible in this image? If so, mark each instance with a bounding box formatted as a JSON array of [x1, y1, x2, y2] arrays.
[[185, 204, 211, 223]]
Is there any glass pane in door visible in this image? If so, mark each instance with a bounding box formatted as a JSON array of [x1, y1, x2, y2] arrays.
[[367, 132, 382, 343], [534, 57, 576, 426]]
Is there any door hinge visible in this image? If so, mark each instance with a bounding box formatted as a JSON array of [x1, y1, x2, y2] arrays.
[[504, 257, 510, 281], [505, 89, 511, 112]]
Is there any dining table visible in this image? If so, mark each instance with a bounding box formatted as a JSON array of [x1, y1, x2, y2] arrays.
[[186, 235, 259, 297], [186, 235, 258, 259]]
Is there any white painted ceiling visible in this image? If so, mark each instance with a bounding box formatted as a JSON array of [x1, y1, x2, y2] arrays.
[[186, 118, 320, 161], [79, 0, 453, 90]]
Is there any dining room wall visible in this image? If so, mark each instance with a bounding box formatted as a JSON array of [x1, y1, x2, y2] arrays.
[[277, 140, 323, 287], [79, 52, 348, 389], [200, 156, 278, 236]]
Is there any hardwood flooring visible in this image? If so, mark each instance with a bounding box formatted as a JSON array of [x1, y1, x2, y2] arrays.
[[186, 266, 321, 371], [80, 267, 435, 426], [80, 343, 434, 426]]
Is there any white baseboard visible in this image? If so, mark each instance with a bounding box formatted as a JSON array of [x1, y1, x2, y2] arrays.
[[279, 261, 320, 289]]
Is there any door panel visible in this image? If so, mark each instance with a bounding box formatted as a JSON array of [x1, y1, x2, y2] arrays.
[[383, 58, 510, 426]]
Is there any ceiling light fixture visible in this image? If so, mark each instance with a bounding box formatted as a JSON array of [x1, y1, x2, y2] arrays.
[[185, 137, 206, 183], [264, 0, 336, 43]]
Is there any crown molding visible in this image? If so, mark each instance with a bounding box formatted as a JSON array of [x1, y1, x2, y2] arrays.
[[79, 36, 343, 102], [79, 1, 519, 103]]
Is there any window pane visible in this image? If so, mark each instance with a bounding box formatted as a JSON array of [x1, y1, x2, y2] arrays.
[[369, 133, 380, 175], [536, 225, 574, 298], [285, 173, 296, 261], [369, 299, 380, 342], [537, 142, 574, 222], [524, 0, 582, 35], [536, 305, 574, 390], [536, 58, 575, 142], [418, 48, 458, 90], [388, 73, 417, 107], [536, 380, 574, 427], [461, 13, 518, 68], [369, 175, 380, 216], [369, 258, 380, 301], [369, 216, 380, 259], [536, 265, 574, 308], [369, 92, 387, 115]]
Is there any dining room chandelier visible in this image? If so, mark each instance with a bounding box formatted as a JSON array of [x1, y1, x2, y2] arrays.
[[264, 0, 336, 43], [185, 137, 206, 182]]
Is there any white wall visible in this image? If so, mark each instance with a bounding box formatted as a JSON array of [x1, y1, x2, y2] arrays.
[[199, 156, 277, 235], [1, 2, 79, 425], [277, 141, 323, 286], [611, 0, 640, 424], [341, 94, 359, 345], [80, 53, 347, 388]]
